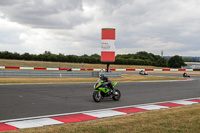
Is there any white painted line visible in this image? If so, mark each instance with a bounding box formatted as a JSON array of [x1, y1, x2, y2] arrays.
[[154, 69, 162, 71], [46, 68, 59, 71], [140, 79, 194, 83], [20, 67, 34, 70], [6, 120, 43, 129], [93, 69, 101, 71], [171, 100, 198, 105], [31, 118, 63, 126], [84, 110, 126, 118], [0, 66, 5, 69], [136, 69, 145, 71], [140, 80, 178, 83], [186, 69, 193, 71], [136, 105, 168, 110], [116, 69, 126, 71], [72, 68, 80, 71], [170, 69, 178, 71]]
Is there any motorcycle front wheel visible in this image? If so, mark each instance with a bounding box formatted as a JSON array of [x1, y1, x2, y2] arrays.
[[93, 91, 102, 102], [112, 89, 121, 101]]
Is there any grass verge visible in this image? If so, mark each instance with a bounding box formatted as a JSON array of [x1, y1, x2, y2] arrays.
[[0, 59, 167, 69], [5, 104, 200, 133], [0, 75, 185, 84]]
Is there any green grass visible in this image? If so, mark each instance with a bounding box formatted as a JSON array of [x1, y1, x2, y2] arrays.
[[0, 59, 168, 69], [2, 59, 200, 76], [0, 75, 185, 84]]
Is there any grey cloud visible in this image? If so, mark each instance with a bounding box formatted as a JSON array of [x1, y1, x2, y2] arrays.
[[108, 1, 200, 53], [0, 0, 18, 6], [84, 0, 125, 15], [0, 0, 200, 56], [0, 0, 89, 29]]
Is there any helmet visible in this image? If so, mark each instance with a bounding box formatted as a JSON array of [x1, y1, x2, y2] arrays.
[[100, 74, 104, 79]]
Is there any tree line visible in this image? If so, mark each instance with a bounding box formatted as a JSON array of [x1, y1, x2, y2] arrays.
[[0, 51, 186, 68]]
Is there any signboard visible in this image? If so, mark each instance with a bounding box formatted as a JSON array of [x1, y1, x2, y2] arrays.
[[101, 28, 116, 62]]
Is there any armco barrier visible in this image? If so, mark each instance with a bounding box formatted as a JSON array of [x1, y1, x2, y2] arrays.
[[99, 72, 121, 78], [0, 70, 90, 78], [0, 70, 121, 78]]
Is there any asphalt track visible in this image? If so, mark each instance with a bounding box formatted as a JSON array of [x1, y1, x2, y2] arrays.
[[0, 75, 200, 121]]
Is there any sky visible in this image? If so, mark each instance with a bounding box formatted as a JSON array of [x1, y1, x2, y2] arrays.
[[0, 0, 200, 56]]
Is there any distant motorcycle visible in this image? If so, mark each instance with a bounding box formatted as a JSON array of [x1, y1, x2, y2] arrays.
[[183, 73, 190, 78], [139, 71, 148, 75], [67, 68, 73, 71], [93, 79, 121, 102]]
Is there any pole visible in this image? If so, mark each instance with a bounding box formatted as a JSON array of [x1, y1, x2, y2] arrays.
[[107, 63, 110, 72]]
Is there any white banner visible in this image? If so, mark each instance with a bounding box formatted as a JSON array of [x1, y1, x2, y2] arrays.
[[101, 40, 116, 52]]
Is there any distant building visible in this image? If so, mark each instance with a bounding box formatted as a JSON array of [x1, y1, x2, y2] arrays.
[[182, 62, 200, 69]]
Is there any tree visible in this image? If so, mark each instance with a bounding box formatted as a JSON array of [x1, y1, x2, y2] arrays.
[[156, 58, 168, 67], [57, 53, 66, 62], [90, 54, 100, 59], [67, 55, 78, 62], [168, 55, 186, 68], [13, 52, 21, 59], [135, 51, 149, 60], [21, 53, 32, 60], [0, 51, 13, 59]]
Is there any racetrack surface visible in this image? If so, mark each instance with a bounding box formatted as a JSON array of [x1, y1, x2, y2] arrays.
[[0, 76, 200, 121]]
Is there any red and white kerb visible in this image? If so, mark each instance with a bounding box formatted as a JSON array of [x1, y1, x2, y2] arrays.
[[101, 28, 116, 62]]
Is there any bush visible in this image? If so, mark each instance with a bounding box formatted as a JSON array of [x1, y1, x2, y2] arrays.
[[168, 55, 186, 68]]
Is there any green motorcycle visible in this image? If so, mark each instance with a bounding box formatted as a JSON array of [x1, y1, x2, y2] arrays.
[[93, 79, 121, 102]]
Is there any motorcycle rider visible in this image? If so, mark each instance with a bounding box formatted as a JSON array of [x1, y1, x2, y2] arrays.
[[139, 70, 143, 74], [99, 74, 115, 94], [183, 72, 190, 78], [183, 72, 186, 77]]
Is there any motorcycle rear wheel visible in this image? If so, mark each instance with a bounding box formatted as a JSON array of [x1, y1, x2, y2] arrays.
[[93, 91, 102, 102], [112, 89, 121, 101]]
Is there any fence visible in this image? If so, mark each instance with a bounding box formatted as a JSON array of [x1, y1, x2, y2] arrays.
[[0, 70, 121, 78]]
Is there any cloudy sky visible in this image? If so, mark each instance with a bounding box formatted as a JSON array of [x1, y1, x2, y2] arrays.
[[0, 0, 200, 56]]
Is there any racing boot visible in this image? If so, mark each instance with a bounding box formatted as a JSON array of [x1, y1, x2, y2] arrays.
[[109, 85, 115, 95], [109, 85, 116, 95]]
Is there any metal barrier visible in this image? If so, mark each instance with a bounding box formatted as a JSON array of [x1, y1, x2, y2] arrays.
[[0, 70, 121, 78], [99, 72, 122, 78]]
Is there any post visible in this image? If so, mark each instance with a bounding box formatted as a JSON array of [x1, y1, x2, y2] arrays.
[[107, 63, 110, 72]]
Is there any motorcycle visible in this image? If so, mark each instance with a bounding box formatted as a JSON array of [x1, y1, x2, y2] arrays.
[[93, 79, 121, 102], [183, 73, 190, 78], [139, 71, 148, 75]]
